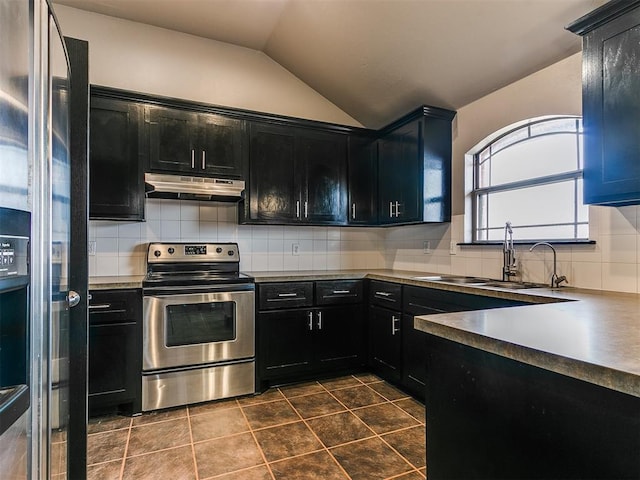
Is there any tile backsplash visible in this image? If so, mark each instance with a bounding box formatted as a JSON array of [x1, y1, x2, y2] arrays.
[[88, 198, 385, 277], [90, 199, 640, 294]]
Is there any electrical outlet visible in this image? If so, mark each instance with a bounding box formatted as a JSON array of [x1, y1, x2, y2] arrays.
[[423, 241, 431, 254], [292, 243, 300, 256], [449, 241, 457, 255], [88, 240, 96, 256]]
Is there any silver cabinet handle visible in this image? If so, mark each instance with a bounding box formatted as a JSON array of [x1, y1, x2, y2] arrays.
[[308, 311, 313, 330], [375, 291, 391, 297], [88, 303, 111, 310], [389, 201, 394, 218], [317, 311, 322, 330], [67, 290, 81, 308], [202, 151, 206, 170], [277, 293, 298, 298], [391, 315, 400, 335], [191, 149, 195, 169], [352, 203, 356, 220], [332, 290, 350, 294], [304, 201, 308, 218], [296, 200, 300, 219], [395, 201, 401, 217]]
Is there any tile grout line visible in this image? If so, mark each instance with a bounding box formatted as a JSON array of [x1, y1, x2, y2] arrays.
[[277, 385, 354, 480], [319, 379, 421, 477], [118, 416, 133, 480], [186, 403, 200, 480], [237, 397, 277, 480]]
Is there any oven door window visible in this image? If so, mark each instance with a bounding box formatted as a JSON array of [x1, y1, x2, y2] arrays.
[[165, 301, 236, 347]]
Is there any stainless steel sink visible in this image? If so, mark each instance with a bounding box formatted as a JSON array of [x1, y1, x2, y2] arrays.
[[412, 275, 492, 284], [412, 275, 545, 289]]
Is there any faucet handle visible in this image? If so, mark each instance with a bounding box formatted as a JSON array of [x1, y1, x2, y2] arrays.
[[554, 275, 568, 288]]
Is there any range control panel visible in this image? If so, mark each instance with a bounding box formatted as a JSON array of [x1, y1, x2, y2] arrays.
[[0, 236, 29, 278], [147, 243, 240, 263]]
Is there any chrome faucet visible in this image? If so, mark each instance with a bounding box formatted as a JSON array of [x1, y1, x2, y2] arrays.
[[529, 242, 568, 288], [503, 221, 517, 281]]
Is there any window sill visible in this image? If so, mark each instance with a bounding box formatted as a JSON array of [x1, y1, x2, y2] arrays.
[[458, 240, 596, 247]]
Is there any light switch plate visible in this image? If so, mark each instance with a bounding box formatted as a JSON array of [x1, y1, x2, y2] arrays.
[[292, 243, 300, 256], [449, 241, 457, 255], [423, 241, 431, 254], [88, 240, 96, 256]]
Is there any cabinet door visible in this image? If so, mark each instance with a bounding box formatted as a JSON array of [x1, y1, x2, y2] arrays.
[[89, 97, 144, 220], [248, 122, 300, 222], [199, 114, 245, 178], [368, 305, 402, 382], [258, 309, 314, 379], [378, 119, 421, 224], [583, 7, 640, 205], [348, 133, 377, 224], [402, 313, 427, 398], [314, 305, 364, 372], [88, 323, 138, 412], [298, 130, 348, 224], [147, 106, 199, 174]]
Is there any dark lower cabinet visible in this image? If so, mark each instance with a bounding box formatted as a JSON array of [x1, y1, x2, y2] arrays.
[[88, 289, 141, 416], [257, 280, 364, 388], [425, 334, 640, 479], [89, 95, 144, 220], [368, 305, 402, 383]]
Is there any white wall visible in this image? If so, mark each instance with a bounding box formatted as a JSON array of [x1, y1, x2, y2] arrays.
[[385, 53, 640, 294], [53, 4, 361, 126]]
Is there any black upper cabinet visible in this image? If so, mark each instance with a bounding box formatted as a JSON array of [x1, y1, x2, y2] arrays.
[[147, 105, 245, 178], [568, 1, 640, 206], [89, 96, 144, 220], [246, 122, 298, 223], [244, 122, 347, 225], [378, 106, 455, 225], [348, 133, 378, 224]]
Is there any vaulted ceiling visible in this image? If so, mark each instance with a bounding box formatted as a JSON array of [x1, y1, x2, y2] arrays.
[[53, 0, 606, 128]]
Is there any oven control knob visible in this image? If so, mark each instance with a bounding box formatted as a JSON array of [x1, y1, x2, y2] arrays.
[[227, 250, 234, 256], [154, 250, 161, 257], [168, 247, 175, 254], [216, 247, 222, 254]]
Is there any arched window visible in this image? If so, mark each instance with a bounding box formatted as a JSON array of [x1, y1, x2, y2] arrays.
[[472, 116, 587, 242]]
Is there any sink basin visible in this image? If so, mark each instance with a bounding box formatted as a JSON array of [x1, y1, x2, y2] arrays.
[[480, 281, 545, 290], [412, 275, 546, 289], [412, 275, 491, 284]]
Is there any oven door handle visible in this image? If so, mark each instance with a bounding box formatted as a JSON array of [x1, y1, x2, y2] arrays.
[[143, 283, 255, 296]]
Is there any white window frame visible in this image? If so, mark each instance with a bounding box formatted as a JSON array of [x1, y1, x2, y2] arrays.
[[471, 116, 586, 243]]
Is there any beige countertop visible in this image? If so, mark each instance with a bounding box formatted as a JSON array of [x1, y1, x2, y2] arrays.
[[90, 269, 640, 397]]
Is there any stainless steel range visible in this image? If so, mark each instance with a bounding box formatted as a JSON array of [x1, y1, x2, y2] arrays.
[[142, 242, 255, 411]]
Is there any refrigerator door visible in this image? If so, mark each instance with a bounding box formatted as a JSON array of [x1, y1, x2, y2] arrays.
[[0, 0, 31, 478]]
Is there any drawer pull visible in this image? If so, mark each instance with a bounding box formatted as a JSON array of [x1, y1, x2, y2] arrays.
[[308, 311, 313, 330], [277, 293, 298, 298], [391, 315, 400, 335], [88, 304, 112, 310], [332, 290, 351, 294], [375, 291, 391, 297]]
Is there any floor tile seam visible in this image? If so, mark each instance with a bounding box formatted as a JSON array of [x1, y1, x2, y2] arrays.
[[87, 425, 130, 437], [186, 405, 201, 480], [250, 418, 305, 433], [130, 415, 190, 429], [191, 427, 255, 446], [118, 417, 133, 480], [374, 430, 424, 472], [266, 448, 354, 480], [391, 399, 426, 424], [124, 442, 194, 460], [237, 398, 277, 480], [200, 463, 270, 480], [238, 394, 287, 408], [187, 401, 241, 418], [377, 423, 424, 437], [383, 467, 425, 480], [279, 391, 354, 480]]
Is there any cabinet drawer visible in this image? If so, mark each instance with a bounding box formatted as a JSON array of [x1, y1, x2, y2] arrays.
[[258, 282, 314, 310], [89, 289, 141, 325], [369, 280, 402, 308], [315, 280, 363, 305]]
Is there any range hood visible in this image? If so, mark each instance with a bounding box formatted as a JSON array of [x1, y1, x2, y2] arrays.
[[145, 173, 245, 202]]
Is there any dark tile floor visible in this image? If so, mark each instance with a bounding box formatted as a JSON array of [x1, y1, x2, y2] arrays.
[[86, 373, 426, 480]]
